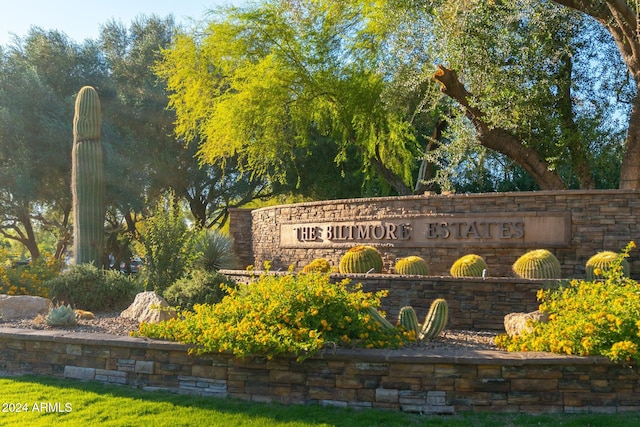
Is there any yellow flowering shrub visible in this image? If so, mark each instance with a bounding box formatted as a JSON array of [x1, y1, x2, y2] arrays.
[[496, 242, 640, 364], [0, 256, 61, 297], [137, 272, 410, 361]]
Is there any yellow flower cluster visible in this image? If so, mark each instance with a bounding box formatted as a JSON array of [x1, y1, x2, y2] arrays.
[[496, 242, 640, 365], [0, 254, 61, 297], [138, 272, 407, 361]]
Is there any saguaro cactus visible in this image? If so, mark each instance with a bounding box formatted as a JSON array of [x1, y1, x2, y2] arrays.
[[71, 86, 104, 267]]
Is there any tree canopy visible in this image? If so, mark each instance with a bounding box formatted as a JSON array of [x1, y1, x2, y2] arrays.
[[417, 0, 633, 190], [157, 0, 633, 193], [156, 0, 445, 196]]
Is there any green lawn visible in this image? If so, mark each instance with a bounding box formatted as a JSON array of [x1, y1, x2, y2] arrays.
[[1, 375, 639, 426]]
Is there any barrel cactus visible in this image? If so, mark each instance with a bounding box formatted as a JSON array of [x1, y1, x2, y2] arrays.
[[419, 298, 449, 340], [71, 86, 104, 267], [450, 254, 488, 277], [339, 245, 383, 274], [585, 251, 630, 281], [301, 258, 332, 273], [394, 256, 429, 275], [512, 249, 561, 279]]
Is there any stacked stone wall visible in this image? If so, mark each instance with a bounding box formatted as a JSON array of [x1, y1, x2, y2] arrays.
[[234, 190, 640, 278], [1, 329, 639, 414]]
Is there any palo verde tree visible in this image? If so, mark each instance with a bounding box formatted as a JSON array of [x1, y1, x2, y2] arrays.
[[156, 0, 445, 196]]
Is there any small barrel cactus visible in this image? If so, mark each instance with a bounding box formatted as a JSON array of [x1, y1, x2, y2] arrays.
[[394, 256, 429, 275], [365, 306, 395, 330], [339, 245, 383, 274], [512, 249, 561, 279], [301, 258, 332, 273], [419, 298, 448, 340], [46, 304, 78, 327], [450, 254, 488, 277], [397, 306, 420, 335], [585, 251, 630, 280]]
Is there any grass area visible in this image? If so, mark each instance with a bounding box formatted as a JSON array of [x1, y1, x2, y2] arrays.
[[1, 375, 640, 427]]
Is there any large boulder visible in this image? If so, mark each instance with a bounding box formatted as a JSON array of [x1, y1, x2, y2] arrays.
[[120, 291, 176, 324], [504, 310, 549, 337], [0, 295, 51, 320]]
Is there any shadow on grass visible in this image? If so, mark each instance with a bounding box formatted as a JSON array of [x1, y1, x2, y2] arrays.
[[3, 374, 640, 427]]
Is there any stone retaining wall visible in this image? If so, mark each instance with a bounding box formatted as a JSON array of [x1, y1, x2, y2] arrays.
[[230, 190, 640, 277], [1, 329, 639, 414], [220, 270, 554, 331]]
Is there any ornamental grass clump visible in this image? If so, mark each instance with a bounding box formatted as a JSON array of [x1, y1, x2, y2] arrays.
[[496, 242, 640, 364], [137, 272, 410, 361]]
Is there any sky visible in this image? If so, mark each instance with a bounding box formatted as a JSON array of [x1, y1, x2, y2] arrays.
[[0, 0, 244, 46]]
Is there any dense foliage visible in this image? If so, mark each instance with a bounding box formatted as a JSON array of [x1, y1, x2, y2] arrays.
[[44, 263, 141, 311], [496, 243, 640, 364], [162, 270, 237, 311], [138, 272, 411, 361], [134, 195, 197, 293]]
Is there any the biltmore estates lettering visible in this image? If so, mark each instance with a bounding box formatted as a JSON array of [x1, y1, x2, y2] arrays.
[[285, 216, 538, 247], [280, 214, 569, 248], [295, 223, 412, 242], [425, 220, 524, 240]]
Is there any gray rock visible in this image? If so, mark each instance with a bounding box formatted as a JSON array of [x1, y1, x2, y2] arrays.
[[0, 295, 51, 320], [504, 310, 549, 337], [120, 291, 176, 324]]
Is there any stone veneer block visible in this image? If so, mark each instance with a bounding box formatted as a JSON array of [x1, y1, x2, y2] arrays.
[[64, 365, 95, 380], [135, 360, 154, 374]]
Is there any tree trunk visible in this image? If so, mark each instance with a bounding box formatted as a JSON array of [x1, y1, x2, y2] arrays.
[[369, 146, 414, 195], [433, 65, 566, 190], [619, 95, 640, 189], [17, 207, 40, 260]]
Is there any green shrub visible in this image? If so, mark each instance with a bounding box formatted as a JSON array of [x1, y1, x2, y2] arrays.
[[496, 242, 640, 364], [134, 195, 197, 293], [163, 270, 237, 311], [138, 272, 410, 361], [45, 263, 141, 311]]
